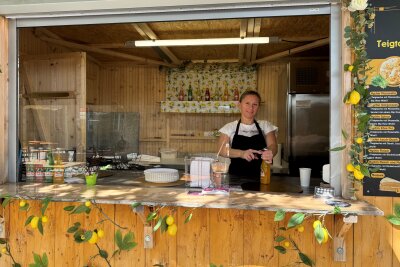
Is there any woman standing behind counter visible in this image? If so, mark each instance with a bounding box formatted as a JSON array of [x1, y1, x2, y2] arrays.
[[218, 90, 278, 178]]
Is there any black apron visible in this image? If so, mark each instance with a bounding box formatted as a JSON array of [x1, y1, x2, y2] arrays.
[[229, 119, 267, 178]]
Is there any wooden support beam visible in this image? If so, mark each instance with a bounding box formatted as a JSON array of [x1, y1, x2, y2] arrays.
[[39, 36, 175, 67], [23, 91, 76, 99], [334, 214, 358, 262], [238, 19, 247, 64], [20, 64, 47, 142], [250, 18, 262, 63], [245, 18, 255, 64], [88, 43, 125, 49], [191, 59, 239, 63], [35, 28, 103, 67], [134, 23, 181, 65], [253, 37, 330, 64]]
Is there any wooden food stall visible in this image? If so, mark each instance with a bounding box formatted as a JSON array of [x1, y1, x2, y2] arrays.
[[0, 0, 399, 266]]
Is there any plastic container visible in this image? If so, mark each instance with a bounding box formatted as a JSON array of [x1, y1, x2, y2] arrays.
[[85, 173, 97, 186], [160, 148, 177, 159]]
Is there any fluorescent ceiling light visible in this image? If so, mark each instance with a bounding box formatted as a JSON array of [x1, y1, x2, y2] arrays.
[[135, 37, 278, 47]]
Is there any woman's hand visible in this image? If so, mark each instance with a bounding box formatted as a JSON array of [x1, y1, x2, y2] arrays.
[[261, 149, 273, 164], [241, 149, 262, 162]]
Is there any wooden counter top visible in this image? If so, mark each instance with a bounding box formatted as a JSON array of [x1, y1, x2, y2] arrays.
[[0, 183, 383, 216]]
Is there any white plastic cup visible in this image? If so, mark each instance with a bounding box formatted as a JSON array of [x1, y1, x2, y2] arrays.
[[299, 168, 312, 187]]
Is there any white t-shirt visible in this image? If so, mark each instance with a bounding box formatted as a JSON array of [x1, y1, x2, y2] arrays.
[[219, 120, 278, 144]]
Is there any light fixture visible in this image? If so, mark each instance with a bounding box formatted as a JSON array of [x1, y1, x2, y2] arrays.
[[134, 37, 279, 47]]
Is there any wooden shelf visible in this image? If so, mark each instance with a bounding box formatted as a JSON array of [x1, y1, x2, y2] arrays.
[[160, 100, 240, 113], [170, 136, 217, 140], [139, 138, 167, 142]]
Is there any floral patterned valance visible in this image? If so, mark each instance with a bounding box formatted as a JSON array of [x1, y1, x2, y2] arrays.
[[166, 63, 257, 101], [161, 101, 240, 113]]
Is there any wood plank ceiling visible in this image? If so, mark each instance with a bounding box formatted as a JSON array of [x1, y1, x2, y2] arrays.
[[26, 15, 330, 66]]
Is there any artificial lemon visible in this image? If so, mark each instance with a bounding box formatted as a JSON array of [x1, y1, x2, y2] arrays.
[[283, 241, 290, 247], [166, 215, 174, 226], [167, 223, 177, 236], [97, 229, 105, 238], [346, 163, 355, 172], [322, 228, 329, 244], [30, 216, 39, 229], [313, 220, 322, 229], [41, 216, 48, 223], [354, 169, 364, 180], [85, 201, 91, 207], [349, 90, 361, 105], [356, 137, 363, 144], [297, 225, 305, 233], [1, 247, 6, 254], [348, 65, 354, 72], [19, 200, 27, 207], [88, 232, 98, 244]]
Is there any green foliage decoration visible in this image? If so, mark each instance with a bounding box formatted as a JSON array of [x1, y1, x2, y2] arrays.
[[337, 0, 379, 197]]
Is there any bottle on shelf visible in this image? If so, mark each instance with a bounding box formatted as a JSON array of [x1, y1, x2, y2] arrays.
[[234, 88, 239, 101], [223, 88, 229, 101], [188, 83, 193, 101], [205, 88, 210, 101], [178, 89, 185, 101]]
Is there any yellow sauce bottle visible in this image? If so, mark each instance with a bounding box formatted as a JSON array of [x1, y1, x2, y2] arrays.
[[260, 160, 271, 184]]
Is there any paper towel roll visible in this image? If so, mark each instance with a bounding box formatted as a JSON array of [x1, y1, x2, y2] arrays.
[[273, 144, 282, 167], [322, 164, 330, 183]]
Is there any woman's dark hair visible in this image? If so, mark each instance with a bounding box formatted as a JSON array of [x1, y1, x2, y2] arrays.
[[239, 90, 261, 103]]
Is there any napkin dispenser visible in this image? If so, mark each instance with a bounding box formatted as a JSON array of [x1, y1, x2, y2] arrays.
[[189, 157, 213, 188]]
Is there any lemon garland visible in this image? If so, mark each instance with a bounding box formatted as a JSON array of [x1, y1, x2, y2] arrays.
[[342, 0, 376, 193]]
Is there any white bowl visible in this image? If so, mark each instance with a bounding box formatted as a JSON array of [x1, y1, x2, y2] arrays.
[[144, 168, 179, 183]]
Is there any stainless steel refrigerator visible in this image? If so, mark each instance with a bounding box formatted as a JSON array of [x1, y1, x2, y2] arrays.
[[287, 94, 330, 177]]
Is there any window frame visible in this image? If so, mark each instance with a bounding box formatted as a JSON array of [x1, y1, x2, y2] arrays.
[[7, 2, 342, 195]]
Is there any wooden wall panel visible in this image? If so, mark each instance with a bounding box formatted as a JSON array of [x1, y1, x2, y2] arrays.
[[0, 17, 8, 183], [114, 205, 145, 266], [54, 202, 86, 267], [354, 196, 393, 267], [176, 207, 209, 265], [4, 200, 400, 267], [86, 60, 100, 105], [243, 210, 279, 266], [257, 62, 288, 145], [145, 207, 177, 266], [209, 209, 244, 266], [96, 62, 287, 156], [19, 53, 86, 161], [97, 63, 166, 156]]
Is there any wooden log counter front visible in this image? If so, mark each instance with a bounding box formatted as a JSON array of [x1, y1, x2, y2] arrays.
[[0, 182, 382, 266]]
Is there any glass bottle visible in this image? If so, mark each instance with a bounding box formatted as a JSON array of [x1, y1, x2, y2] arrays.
[[178, 89, 185, 101], [187, 83, 193, 101], [26, 163, 35, 182], [47, 151, 54, 166], [205, 88, 210, 101], [260, 160, 271, 185], [223, 88, 229, 101], [234, 89, 239, 101]]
